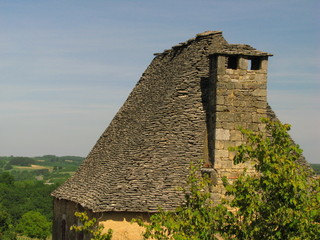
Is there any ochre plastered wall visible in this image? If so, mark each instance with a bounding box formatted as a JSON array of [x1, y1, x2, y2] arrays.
[[53, 199, 149, 240], [98, 212, 150, 240]]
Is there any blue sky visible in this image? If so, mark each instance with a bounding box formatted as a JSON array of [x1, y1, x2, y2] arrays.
[[0, 0, 319, 163]]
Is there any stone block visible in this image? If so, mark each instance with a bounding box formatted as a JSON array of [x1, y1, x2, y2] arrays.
[[238, 57, 248, 70], [252, 113, 260, 123], [230, 74, 240, 81], [216, 112, 234, 122], [217, 89, 228, 96], [214, 161, 222, 169], [254, 73, 267, 81], [223, 159, 235, 169], [216, 105, 229, 112], [220, 140, 236, 150], [233, 101, 246, 107], [215, 140, 225, 149], [215, 129, 230, 140], [252, 89, 267, 97], [226, 69, 234, 75], [249, 74, 255, 80], [215, 149, 229, 158], [230, 130, 243, 141], [239, 70, 246, 76], [216, 96, 225, 105], [228, 151, 236, 159], [257, 108, 267, 114], [260, 58, 268, 71], [234, 112, 252, 122], [258, 123, 266, 132], [253, 101, 266, 109]]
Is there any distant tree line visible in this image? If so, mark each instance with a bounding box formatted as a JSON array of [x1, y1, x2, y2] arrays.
[[8, 157, 36, 166], [34, 155, 84, 163]]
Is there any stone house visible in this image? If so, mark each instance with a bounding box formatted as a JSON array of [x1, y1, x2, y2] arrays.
[[51, 31, 307, 239]]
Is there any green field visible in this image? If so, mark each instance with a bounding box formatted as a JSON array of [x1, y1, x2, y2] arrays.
[[0, 155, 84, 184]]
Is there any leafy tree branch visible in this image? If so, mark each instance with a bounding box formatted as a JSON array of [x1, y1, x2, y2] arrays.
[[71, 211, 113, 240]]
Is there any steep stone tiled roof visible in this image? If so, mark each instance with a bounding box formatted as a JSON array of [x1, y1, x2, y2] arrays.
[[51, 31, 279, 212], [266, 104, 311, 169]]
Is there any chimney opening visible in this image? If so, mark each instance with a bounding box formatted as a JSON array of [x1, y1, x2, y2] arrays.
[[227, 55, 238, 69], [249, 57, 261, 70]]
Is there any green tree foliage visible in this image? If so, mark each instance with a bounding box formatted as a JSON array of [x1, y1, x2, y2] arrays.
[[0, 172, 14, 185], [0, 171, 57, 224], [0, 155, 83, 237], [0, 206, 17, 239], [0, 159, 6, 168], [221, 119, 320, 239], [0, 179, 57, 221], [15, 211, 51, 239], [0, 207, 11, 233], [71, 211, 113, 240], [3, 164, 13, 170], [137, 119, 320, 240]]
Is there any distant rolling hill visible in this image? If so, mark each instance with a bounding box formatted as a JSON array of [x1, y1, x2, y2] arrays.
[[0, 155, 84, 184]]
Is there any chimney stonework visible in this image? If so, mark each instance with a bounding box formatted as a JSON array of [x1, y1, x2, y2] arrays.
[[207, 54, 269, 200]]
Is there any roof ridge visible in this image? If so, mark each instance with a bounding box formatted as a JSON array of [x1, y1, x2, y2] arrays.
[[154, 30, 223, 56]]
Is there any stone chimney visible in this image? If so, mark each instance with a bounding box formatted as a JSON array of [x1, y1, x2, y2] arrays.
[[206, 49, 271, 199]]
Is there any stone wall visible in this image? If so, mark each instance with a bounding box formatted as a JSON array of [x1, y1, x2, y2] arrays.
[[210, 54, 268, 199], [52, 199, 80, 240]]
